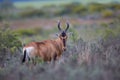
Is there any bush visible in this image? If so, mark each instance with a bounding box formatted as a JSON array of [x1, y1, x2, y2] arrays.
[[0, 23, 22, 67], [101, 10, 114, 18], [107, 3, 120, 10], [0, 23, 22, 52], [19, 9, 44, 18], [69, 27, 80, 43], [72, 5, 87, 15], [15, 28, 38, 36], [88, 3, 106, 13], [14, 28, 43, 36], [100, 20, 120, 39]]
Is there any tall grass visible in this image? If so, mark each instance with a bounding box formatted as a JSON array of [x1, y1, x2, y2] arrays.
[[0, 33, 120, 80]]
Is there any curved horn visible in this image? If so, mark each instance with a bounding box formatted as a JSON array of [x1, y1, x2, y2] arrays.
[[65, 22, 69, 32], [58, 21, 61, 31]]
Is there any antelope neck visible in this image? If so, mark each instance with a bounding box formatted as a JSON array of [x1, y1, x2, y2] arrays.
[[56, 37, 66, 48]]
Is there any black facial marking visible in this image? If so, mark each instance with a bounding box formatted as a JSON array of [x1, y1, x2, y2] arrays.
[[60, 31, 67, 49], [61, 31, 66, 37], [63, 38, 66, 47]]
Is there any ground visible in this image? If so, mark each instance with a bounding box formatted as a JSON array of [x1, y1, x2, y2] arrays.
[[0, 17, 113, 30]]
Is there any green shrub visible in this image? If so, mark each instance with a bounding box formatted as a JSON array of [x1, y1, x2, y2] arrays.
[[107, 3, 120, 10], [103, 28, 115, 39], [15, 29, 38, 36], [72, 5, 87, 15], [0, 23, 22, 53], [69, 27, 80, 43], [88, 3, 106, 13], [19, 9, 44, 18], [101, 10, 114, 18]]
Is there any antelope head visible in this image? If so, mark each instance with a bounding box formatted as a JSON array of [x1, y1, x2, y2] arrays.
[[57, 21, 69, 51]]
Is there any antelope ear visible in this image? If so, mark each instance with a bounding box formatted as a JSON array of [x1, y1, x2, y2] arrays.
[[67, 32, 73, 36], [55, 33, 59, 37], [51, 33, 59, 38]]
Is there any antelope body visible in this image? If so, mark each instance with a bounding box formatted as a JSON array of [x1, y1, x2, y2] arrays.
[[22, 21, 69, 63]]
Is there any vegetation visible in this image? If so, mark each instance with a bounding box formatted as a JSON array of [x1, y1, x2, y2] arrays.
[[0, 22, 21, 68], [101, 10, 114, 18], [0, 2, 120, 19], [0, 23, 22, 52], [18, 2, 120, 18], [14, 28, 39, 36], [0, 18, 120, 80], [0, 1, 120, 80]]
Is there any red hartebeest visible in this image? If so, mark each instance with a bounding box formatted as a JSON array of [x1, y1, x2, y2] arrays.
[[22, 21, 69, 63]]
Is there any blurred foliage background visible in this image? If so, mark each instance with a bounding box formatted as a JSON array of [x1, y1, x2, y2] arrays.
[[0, 0, 120, 19], [0, 0, 120, 80]]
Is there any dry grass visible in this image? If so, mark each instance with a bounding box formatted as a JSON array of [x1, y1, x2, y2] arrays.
[[0, 35, 120, 80]]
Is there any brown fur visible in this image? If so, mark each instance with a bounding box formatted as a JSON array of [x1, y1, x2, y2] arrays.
[[23, 37, 65, 62]]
